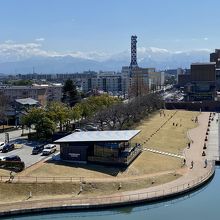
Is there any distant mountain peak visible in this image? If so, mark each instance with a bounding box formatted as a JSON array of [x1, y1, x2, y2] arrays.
[[0, 46, 211, 74]]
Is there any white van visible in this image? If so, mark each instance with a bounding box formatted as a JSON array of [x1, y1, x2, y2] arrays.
[[42, 144, 56, 156]]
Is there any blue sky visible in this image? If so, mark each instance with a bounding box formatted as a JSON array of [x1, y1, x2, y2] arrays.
[[0, 0, 220, 59]]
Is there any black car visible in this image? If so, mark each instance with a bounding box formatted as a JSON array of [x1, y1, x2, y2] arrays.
[[32, 144, 44, 155], [1, 143, 15, 153], [4, 155, 21, 162]]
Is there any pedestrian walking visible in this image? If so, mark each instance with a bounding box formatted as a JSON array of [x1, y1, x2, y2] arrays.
[[182, 158, 186, 167], [195, 116, 198, 123], [188, 142, 191, 148], [9, 171, 14, 182], [190, 161, 194, 169], [204, 159, 208, 168]]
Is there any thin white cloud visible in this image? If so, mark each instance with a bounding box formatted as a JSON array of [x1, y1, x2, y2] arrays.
[[0, 41, 110, 62], [0, 42, 57, 62], [149, 47, 169, 53], [192, 37, 209, 41], [4, 40, 15, 44], [0, 41, 212, 63], [35, 38, 45, 42]]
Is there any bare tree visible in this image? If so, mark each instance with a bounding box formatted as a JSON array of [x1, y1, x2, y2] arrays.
[[91, 93, 163, 130], [0, 92, 8, 125]]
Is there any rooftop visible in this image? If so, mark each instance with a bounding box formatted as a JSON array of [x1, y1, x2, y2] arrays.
[[55, 130, 141, 143], [15, 98, 39, 105], [0, 84, 62, 89], [191, 62, 216, 66]]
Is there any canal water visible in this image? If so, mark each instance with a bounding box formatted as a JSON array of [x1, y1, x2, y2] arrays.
[[3, 167, 220, 220]]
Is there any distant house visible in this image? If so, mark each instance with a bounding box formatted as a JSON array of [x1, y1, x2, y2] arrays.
[[15, 98, 40, 110], [55, 130, 141, 166], [5, 98, 40, 126]]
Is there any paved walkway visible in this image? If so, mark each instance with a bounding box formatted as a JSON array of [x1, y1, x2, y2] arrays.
[[207, 113, 220, 161], [143, 148, 184, 159], [0, 128, 35, 142], [0, 112, 216, 215]]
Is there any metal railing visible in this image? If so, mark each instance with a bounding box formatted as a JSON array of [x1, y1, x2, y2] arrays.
[[0, 175, 82, 183], [0, 161, 215, 213]]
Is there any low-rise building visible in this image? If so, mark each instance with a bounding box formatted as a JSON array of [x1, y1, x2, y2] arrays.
[[148, 71, 165, 91], [55, 130, 141, 166], [185, 63, 216, 101], [81, 71, 123, 95], [210, 49, 220, 91], [177, 74, 191, 88], [129, 67, 149, 97], [0, 84, 62, 106]]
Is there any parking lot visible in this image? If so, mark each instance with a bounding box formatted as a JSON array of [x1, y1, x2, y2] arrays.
[[0, 129, 59, 169]]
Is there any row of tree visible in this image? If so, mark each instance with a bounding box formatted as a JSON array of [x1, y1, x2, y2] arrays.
[[86, 93, 163, 130], [0, 92, 7, 125], [21, 94, 120, 139]]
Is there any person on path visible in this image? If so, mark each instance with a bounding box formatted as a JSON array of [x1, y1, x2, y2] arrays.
[[191, 161, 194, 169], [195, 116, 198, 123], [204, 159, 208, 168], [188, 142, 191, 148], [9, 171, 14, 182], [182, 158, 186, 167]]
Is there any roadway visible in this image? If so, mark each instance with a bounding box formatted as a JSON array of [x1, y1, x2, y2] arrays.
[[0, 129, 51, 168]]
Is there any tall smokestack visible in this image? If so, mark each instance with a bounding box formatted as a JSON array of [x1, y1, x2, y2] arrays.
[[130, 35, 138, 69]]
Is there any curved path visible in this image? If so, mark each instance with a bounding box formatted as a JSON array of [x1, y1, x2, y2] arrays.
[[0, 112, 215, 216]]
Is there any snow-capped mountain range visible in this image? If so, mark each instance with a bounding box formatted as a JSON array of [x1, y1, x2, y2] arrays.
[[0, 42, 211, 74]]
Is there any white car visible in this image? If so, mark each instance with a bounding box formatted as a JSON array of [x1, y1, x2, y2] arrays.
[[42, 144, 56, 156], [0, 156, 5, 161], [0, 142, 6, 151]]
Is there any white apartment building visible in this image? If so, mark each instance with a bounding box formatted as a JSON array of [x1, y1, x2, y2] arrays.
[[81, 71, 125, 95], [148, 71, 165, 90]]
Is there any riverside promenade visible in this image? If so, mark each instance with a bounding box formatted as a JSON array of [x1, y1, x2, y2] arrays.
[[0, 112, 216, 216]]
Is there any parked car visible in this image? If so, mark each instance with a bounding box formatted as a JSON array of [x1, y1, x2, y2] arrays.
[[0, 142, 6, 151], [4, 155, 21, 162], [1, 143, 15, 153], [0, 156, 5, 161], [32, 144, 44, 155], [85, 124, 98, 131], [42, 144, 56, 156], [74, 128, 86, 132]]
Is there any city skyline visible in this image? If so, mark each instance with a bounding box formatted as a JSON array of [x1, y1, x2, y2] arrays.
[[0, 0, 220, 63]]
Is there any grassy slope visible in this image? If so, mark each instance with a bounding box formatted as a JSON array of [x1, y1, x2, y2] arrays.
[[132, 110, 199, 154], [20, 110, 198, 178], [0, 173, 180, 203], [0, 110, 200, 203]]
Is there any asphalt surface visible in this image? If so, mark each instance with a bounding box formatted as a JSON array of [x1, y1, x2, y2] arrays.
[[0, 129, 53, 168]]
